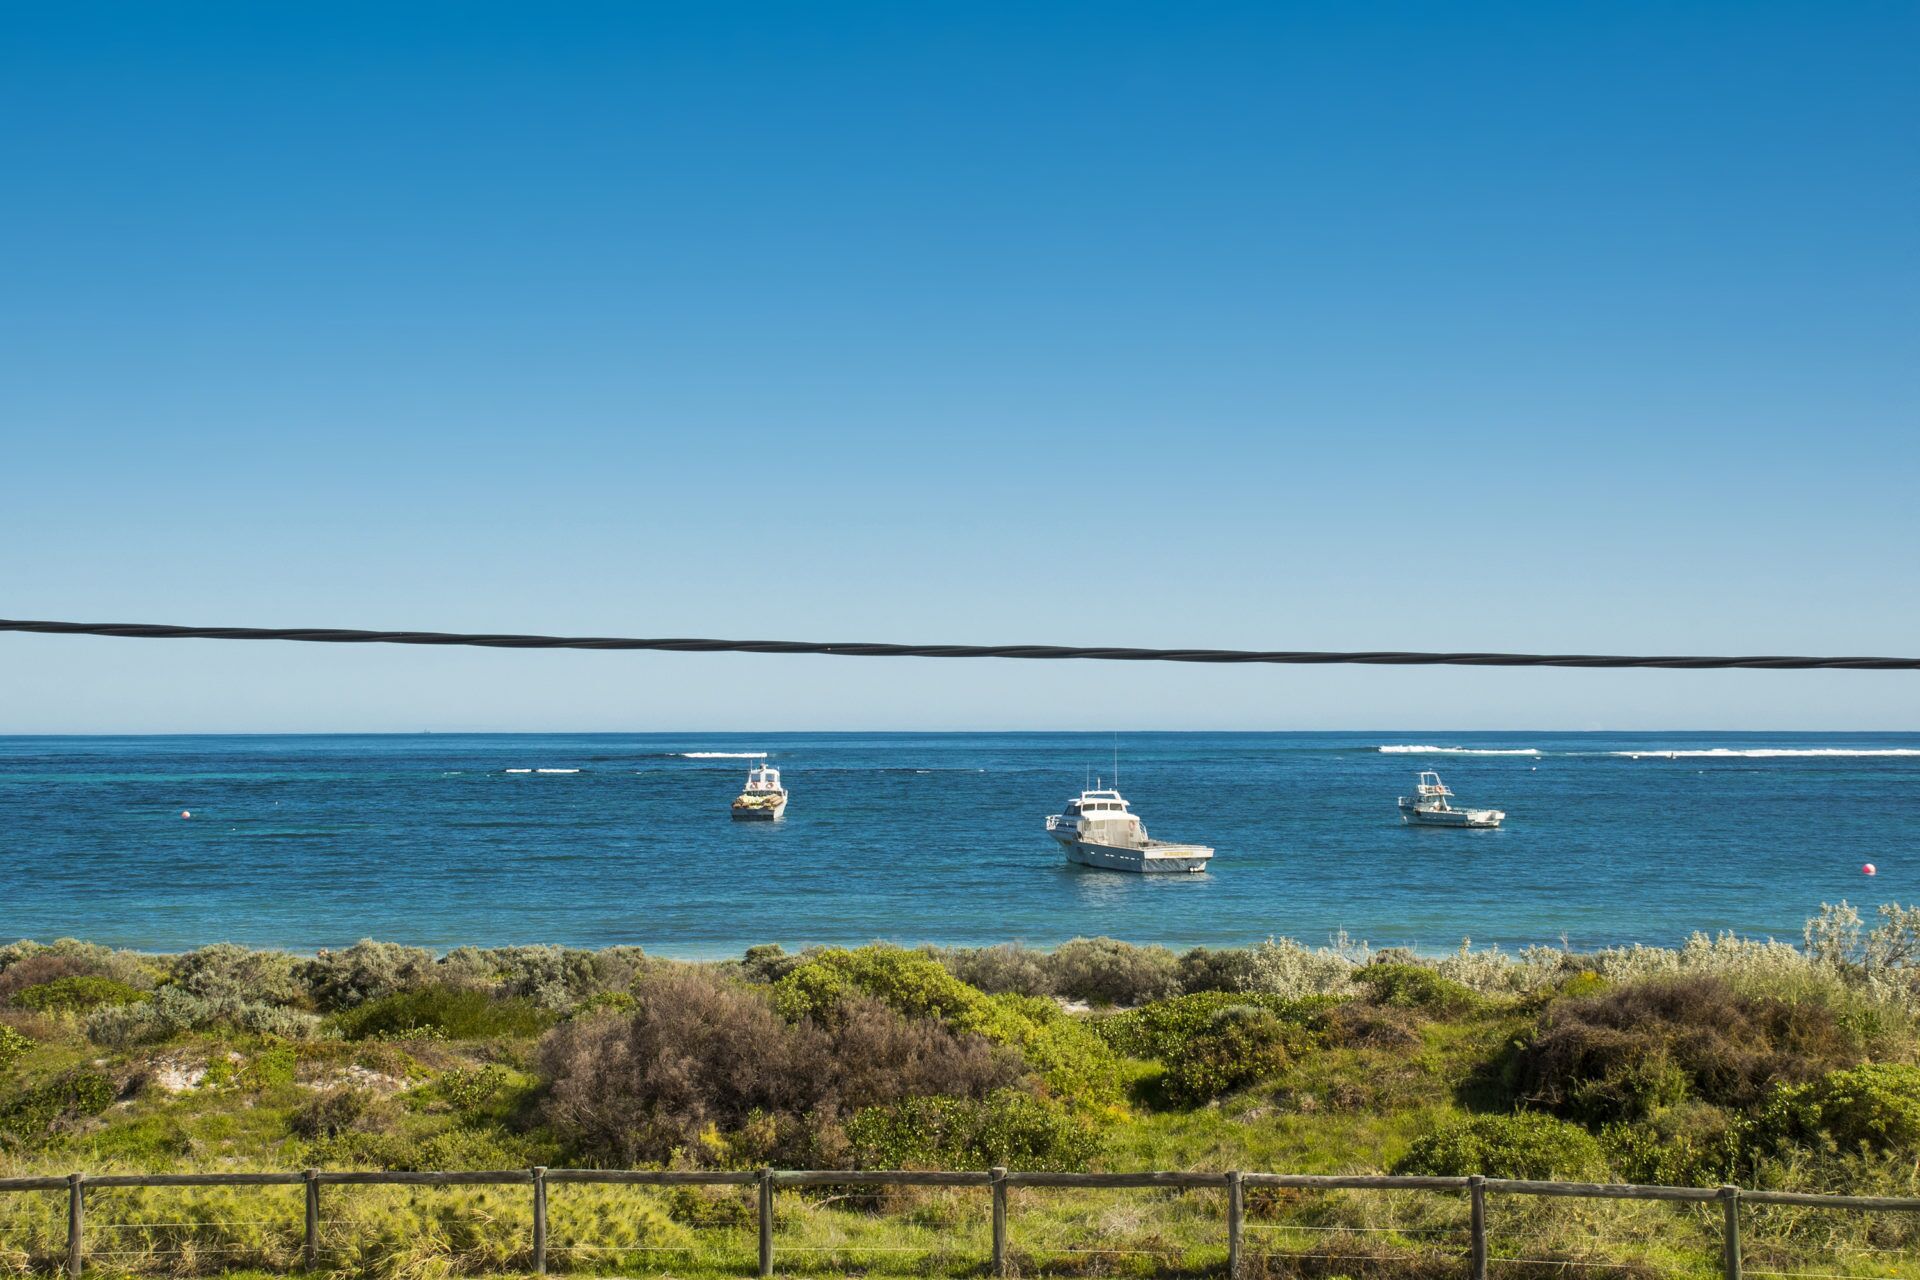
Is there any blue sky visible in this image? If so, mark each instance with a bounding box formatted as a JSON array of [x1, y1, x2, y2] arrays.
[[1, 2, 1915, 731]]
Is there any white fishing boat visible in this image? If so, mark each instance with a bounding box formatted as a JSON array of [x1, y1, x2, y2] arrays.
[[1397, 771, 1504, 828], [1045, 784, 1212, 873], [730, 763, 788, 821]]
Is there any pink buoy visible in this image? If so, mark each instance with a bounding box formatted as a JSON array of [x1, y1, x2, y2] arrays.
[[1862, 863, 1876, 876], [181, 810, 192, 819]]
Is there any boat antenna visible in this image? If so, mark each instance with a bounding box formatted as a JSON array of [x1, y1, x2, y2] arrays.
[[1112, 734, 1119, 788]]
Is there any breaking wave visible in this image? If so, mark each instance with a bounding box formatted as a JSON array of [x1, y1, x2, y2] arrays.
[[1377, 745, 1542, 756], [681, 752, 767, 759], [535, 768, 581, 774], [1610, 748, 1920, 759]]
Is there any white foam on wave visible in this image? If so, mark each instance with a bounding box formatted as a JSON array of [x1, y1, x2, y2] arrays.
[[1610, 748, 1920, 759], [1377, 745, 1542, 756], [535, 768, 582, 774], [504, 768, 532, 774], [681, 752, 767, 759]]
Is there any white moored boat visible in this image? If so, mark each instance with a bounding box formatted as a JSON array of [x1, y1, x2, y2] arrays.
[[731, 763, 788, 821], [1397, 771, 1504, 828], [1046, 785, 1212, 873]]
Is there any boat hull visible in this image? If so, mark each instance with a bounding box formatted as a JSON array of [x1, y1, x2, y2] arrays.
[[1398, 804, 1502, 828], [1056, 837, 1212, 873], [731, 798, 788, 821]]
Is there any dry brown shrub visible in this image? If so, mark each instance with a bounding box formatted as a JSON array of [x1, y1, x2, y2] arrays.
[[1324, 1003, 1423, 1050], [539, 969, 1018, 1165], [1513, 975, 1859, 1122]]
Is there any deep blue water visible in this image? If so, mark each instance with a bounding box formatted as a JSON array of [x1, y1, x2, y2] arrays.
[[0, 732, 1914, 956]]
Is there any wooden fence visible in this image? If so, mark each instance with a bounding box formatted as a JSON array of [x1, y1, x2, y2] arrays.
[[2, 1167, 1916, 1279]]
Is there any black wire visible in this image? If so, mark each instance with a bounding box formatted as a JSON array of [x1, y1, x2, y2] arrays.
[[0, 617, 1913, 671]]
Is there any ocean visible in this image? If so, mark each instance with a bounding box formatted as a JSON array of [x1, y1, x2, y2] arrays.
[[1, 732, 1913, 957]]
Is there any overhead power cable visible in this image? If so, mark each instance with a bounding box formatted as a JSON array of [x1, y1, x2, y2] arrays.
[[0, 617, 1914, 671]]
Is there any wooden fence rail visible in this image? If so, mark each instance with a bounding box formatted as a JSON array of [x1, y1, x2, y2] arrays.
[[2, 1167, 1916, 1278]]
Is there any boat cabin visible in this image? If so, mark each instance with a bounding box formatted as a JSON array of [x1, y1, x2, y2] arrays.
[[742, 764, 784, 794]]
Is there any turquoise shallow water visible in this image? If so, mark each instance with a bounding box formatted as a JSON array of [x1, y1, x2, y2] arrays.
[[0, 732, 1914, 956]]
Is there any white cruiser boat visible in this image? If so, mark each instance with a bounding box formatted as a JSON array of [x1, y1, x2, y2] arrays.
[[731, 763, 788, 821], [1046, 785, 1212, 873], [1398, 771, 1504, 828]]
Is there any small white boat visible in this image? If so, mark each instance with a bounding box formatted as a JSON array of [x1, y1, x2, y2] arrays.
[[1046, 784, 1212, 873], [731, 763, 788, 821], [1398, 771, 1504, 828]]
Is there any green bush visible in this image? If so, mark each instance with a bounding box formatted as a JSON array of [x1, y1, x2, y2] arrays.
[[0, 1068, 116, 1145], [0, 1025, 35, 1071], [1094, 991, 1333, 1060], [1601, 1103, 1745, 1186], [1354, 963, 1481, 1013], [439, 1065, 511, 1119], [845, 1089, 1100, 1170], [1395, 1112, 1607, 1179], [1160, 1005, 1294, 1105], [1760, 1063, 1920, 1154], [332, 985, 555, 1040], [774, 947, 1121, 1107], [11, 975, 150, 1013], [1047, 937, 1181, 1007], [1175, 947, 1262, 995]]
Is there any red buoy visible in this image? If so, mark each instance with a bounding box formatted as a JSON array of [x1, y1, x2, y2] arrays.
[[1863, 862, 1877, 876], [181, 810, 192, 819]]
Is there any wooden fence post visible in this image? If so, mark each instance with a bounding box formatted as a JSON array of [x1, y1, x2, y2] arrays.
[[1226, 1171, 1243, 1279], [1720, 1186, 1741, 1280], [757, 1169, 774, 1279], [531, 1167, 547, 1276], [990, 1167, 1008, 1278], [66, 1173, 84, 1280], [302, 1169, 319, 1269], [1468, 1174, 1487, 1280]]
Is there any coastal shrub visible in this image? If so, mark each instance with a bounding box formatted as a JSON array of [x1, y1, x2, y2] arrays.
[[0, 1068, 116, 1145], [86, 987, 319, 1046], [539, 968, 1019, 1166], [10, 975, 149, 1013], [1095, 991, 1333, 1060], [300, 940, 438, 1011], [1244, 936, 1363, 998], [172, 943, 304, 1005], [438, 1065, 513, 1119], [438, 944, 650, 1010], [773, 947, 1121, 1106], [333, 985, 555, 1041], [1176, 946, 1261, 995], [845, 1089, 1100, 1170], [1758, 1063, 1920, 1155], [1324, 1002, 1424, 1051], [1160, 1005, 1295, 1105], [1602, 1103, 1746, 1186], [0, 1026, 31, 1071], [1511, 976, 1857, 1124], [1048, 937, 1181, 1007], [1431, 942, 1576, 996], [1354, 963, 1482, 1014], [737, 944, 804, 985], [1395, 1112, 1607, 1180], [291, 1087, 396, 1140], [0, 940, 158, 997], [931, 944, 1054, 997]]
